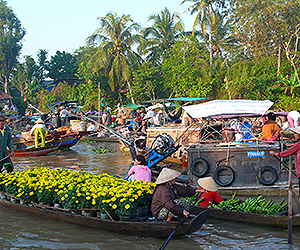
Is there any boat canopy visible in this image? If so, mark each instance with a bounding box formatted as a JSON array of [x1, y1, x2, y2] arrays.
[[183, 99, 274, 118]]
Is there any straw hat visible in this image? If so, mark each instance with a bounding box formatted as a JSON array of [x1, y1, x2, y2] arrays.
[[291, 126, 300, 135], [158, 110, 163, 114], [0, 114, 6, 121], [155, 168, 181, 185], [197, 177, 218, 192], [35, 118, 44, 124]]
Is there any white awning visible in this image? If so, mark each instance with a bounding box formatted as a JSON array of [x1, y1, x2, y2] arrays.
[[182, 99, 273, 118]]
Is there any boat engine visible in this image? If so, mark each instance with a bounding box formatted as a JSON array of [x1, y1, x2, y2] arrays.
[[151, 133, 175, 155]]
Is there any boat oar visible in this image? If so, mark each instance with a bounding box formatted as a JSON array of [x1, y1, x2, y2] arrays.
[[159, 194, 207, 250]]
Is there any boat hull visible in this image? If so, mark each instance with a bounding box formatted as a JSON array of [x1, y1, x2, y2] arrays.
[[14, 146, 59, 157], [191, 205, 300, 228], [0, 199, 205, 237]]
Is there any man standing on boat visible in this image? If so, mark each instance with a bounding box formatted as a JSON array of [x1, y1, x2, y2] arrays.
[[30, 118, 47, 148], [270, 126, 300, 193], [59, 106, 69, 127], [0, 114, 15, 172]]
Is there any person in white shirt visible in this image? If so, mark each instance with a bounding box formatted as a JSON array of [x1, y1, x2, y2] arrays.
[[30, 118, 47, 148], [146, 108, 156, 126], [287, 110, 300, 128], [59, 107, 69, 127]]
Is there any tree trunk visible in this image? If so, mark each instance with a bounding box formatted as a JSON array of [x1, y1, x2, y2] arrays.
[[277, 44, 281, 76], [126, 80, 135, 104], [208, 5, 213, 76]]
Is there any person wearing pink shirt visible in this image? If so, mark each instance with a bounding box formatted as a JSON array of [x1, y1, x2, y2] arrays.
[[270, 126, 300, 194], [128, 155, 151, 182]]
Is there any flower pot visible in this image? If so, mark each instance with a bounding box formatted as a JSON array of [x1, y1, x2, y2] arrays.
[[120, 215, 131, 221], [0, 193, 6, 200], [54, 203, 62, 208], [99, 213, 109, 219], [71, 211, 81, 215], [10, 198, 19, 204], [82, 211, 96, 217]]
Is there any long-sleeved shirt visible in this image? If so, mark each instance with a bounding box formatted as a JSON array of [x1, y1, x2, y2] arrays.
[[0, 125, 14, 158], [151, 183, 196, 219], [128, 165, 151, 182], [196, 187, 223, 208], [261, 120, 280, 141], [30, 123, 46, 135], [278, 140, 300, 178]]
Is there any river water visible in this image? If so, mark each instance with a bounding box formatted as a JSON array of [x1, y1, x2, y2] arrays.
[[0, 141, 299, 249]]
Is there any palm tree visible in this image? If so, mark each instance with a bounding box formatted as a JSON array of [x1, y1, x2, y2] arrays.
[[276, 71, 300, 98], [181, 0, 226, 73], [140, 7, 184, 62], [86, 12, 143, 103]]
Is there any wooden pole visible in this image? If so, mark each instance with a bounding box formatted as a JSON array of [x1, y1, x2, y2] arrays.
[[98, 82, 101, 125], [288, 155, 293, 245]]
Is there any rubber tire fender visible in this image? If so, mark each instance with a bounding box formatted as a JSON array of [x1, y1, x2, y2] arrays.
[[213, 165, 235, 187], [190, 158, 209, 177], [257, 166, 278, 186]]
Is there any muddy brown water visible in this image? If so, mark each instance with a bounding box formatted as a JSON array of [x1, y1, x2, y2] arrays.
[[0, 141, 299, 249]]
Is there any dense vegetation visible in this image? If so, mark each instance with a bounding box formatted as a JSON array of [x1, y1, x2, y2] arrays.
[[1, 0, 300, 114]]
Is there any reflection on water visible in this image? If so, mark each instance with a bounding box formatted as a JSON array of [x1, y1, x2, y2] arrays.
[[1, 141, 300, 249]]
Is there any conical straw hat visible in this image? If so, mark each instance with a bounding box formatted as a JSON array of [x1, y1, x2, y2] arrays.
[[291, 126, 300, 135], [155, 168, 181, 185], [35, 118, 44, 124], [197, 177, 218, 191]]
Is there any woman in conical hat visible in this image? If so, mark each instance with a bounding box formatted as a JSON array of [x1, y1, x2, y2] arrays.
[[196, 177, 223, 207], [30, 118, 47, 148], [151, 168, 201, 221], [270, 126, 300, 193]]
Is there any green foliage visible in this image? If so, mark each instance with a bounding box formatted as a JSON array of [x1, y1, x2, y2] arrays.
[[130, 61, 164, 101], [0, 0, 26, 93], [162, 37, 212, 97], [48, 51, 78, 83]]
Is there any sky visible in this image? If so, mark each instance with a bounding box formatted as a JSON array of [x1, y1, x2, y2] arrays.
[[6, 0, 196, 60]]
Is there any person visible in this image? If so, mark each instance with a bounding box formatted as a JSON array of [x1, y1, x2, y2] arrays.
[[114, 103, 126, 125], [151, 168, 200, 221], [3, 104, 9, 112], [287, 110, 300, 128], [260, 112, 280, 141], [0, 114, 15, 172], [146, 108, 156, 126], [30, 118, 47, 148], [196, 177, 223, 207], [101, 95, 106, 112], [153, 110, 163, 126], [102, 109, 112, 127], [127, 155, 151, 182], [59, 106, 69, 127], [270, 126, 300, 193]]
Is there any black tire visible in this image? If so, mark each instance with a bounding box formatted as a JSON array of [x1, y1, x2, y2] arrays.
[[213, 165, 235, 187], [190, 158, 209, 177], [257, 166, 278, 186]]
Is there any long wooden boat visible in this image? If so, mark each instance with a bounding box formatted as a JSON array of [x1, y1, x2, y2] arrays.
[[191, 205, 299, 228], [14, 145, 59, 157], [15, 131, 90, 150], [0, 198, 209, 237]]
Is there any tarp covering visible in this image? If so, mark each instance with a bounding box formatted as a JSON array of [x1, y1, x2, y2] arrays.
[[183, 99, 274, 118]]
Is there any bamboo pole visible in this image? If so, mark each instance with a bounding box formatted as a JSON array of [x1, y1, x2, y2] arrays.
[[288, 155, 293, 245]]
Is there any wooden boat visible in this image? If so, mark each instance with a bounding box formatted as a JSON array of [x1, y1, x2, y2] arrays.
[[191, 205, 300, 228], [0, 198, 209, 237], [15, 131, 90, 150], [14, 145, 59, 157]]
